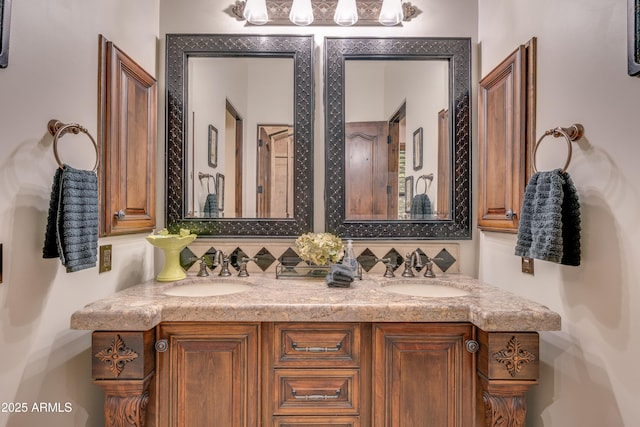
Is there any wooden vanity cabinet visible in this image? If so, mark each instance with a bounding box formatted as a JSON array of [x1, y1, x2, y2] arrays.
[[263, 322, 371, 427], [372, 323, 475, 427], [155, 322, 260, 427], [91, 322, 541, 427]]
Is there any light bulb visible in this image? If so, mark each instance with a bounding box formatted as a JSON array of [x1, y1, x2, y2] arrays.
[[243, 0, 269, 25], [334, 0, 358, 26], [379, 0, 404, 26], [290, 0, 314, 26]]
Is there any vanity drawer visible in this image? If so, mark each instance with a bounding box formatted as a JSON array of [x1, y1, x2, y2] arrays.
[[273, 369, 360, 415], [274, 323, 361, 367], [272, 416, 360, 426]]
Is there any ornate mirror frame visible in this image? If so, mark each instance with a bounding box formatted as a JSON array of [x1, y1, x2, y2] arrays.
[[324, 37, 472, 239], [166, 34, 314, 237]]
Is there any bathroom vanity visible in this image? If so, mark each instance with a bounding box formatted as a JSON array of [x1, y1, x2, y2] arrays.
[[71, 273, 560, 427]]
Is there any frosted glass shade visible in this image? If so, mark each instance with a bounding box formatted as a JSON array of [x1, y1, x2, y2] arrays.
[[290, 0, 314, 25], [334, 0, 358, 26], [243, 0, 269, 25], [379, 0, 404, 26]]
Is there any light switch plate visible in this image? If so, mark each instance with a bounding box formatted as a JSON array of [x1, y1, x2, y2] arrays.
[[521, 257, 534, 275], [99, 245, 112, 273]]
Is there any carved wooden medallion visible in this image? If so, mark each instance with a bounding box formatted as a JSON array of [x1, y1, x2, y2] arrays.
[[95, 334, 140, 377], [492, 336, 536, 377]]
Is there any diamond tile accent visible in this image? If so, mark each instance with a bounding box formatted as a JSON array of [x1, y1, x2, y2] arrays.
[[179, 247, 198, 271], [230, 247, 248, 271], [203, 247, 219, 268], [357, 248, 378, 272], [279, 247, 301, 267], [254, 247, 276, 271], [433, 248, 456, 272]]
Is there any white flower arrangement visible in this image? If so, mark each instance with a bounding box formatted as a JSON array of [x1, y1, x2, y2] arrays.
[[295, 232, 344, 266]]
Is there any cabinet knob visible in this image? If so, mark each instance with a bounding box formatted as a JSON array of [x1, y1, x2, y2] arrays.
[[114, 210, 126, 220], [505, 209, 517, 220], [465, 339, 479, 353], [155, 339, 168, 352]]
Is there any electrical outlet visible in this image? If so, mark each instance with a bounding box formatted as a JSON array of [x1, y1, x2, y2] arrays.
[[99, 245, 112, 273], [521, 257, 534, 275]]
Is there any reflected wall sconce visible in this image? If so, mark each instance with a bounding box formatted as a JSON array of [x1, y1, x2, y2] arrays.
[[230, 0, 420, 26]]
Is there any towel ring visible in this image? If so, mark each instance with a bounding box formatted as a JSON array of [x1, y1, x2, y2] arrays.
[[415, 173, 433, 194], [48, 119, 99, 172], [532, 123, 584, 173]]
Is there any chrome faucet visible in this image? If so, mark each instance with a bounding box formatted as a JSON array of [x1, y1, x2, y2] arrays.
[[375, 258, 395, 278]]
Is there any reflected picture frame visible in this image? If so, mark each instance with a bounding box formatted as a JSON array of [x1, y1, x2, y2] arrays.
[[208, 124, 218, 168], [404, 176, 414, 214], [0, 0, 12, 68], [413, 127, 423, 170], [216, 172, 225, 212], [629, 0, 640, 75]]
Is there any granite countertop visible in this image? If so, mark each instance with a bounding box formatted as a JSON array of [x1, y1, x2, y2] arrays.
[[70, 272, 560, 332]]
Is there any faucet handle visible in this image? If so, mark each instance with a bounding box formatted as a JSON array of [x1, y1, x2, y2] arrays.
[[375, 258, 395, 278], [238, 257, 257, 277]]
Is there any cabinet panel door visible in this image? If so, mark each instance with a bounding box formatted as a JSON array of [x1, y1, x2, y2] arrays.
[[99, 35, 156, 236], [478, 46, 527, 232], [372, 323, 474, 427], [156, 323, 259, 427]]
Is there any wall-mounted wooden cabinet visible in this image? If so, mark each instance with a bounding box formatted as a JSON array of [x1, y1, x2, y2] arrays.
[[98, 35, 157, 236], [478, 38, 536, 233]]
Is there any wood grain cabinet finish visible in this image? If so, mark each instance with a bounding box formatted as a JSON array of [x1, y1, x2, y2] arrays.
[[155, 322, 260, 427], [264, 323, 370, 427], [478, 39, 536, 233], [99, 35, 157, 236], [90, 322, 542, 427], [372, 323, 475, 427]]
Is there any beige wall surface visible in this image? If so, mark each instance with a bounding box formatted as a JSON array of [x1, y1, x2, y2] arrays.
[[0, 1, 159, 426], [479, 0, 640, 425]]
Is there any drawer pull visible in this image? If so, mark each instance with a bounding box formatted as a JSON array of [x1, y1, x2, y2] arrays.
[[292, 389, 341, 400], [291, 342, 342, 353]]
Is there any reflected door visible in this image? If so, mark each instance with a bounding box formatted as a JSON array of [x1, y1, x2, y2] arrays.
[[256, 125, 294, 218], [345, 121, 392, 220]]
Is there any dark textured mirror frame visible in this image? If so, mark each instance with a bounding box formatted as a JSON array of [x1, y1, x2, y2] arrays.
[[324, 37, 472, 239], [165, 34, 314, 237]]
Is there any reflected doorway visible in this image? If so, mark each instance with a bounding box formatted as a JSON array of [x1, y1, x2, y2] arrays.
[[225, 100, 243, 218], [256, 124, 294, 218]]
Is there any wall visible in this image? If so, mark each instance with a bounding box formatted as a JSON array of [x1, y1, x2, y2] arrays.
[[0, 1, 159, 426], [478, 0, 640, 424], [159, 0, 479, 276]]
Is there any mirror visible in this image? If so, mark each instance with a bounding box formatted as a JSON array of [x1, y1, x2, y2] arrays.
[[325, 37, 471, 239], [166, 34, 314, 236]]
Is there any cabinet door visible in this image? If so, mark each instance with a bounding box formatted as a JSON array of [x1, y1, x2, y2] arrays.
[[99, 35, 157, 236], [156, 323, 259, 427], [372, 323, 474, 427]]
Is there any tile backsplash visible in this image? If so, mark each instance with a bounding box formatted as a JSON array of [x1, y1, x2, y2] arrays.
[[180, 241, 460, 277]]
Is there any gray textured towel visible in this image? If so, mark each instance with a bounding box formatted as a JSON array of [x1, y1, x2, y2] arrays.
[[514, 169, 581, 266], [43, 165, 98, 272], [203, 193, 218, 218], [410, 193, 432, 219], [326, 263, 354, 288]]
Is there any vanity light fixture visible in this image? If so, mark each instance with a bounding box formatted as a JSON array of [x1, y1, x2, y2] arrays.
[[334, 0, 358, 26], [243, 0, 269, 25], [230, 0, 420, 26], [378, 0, 403, 26], [290, 0, 314, 25]]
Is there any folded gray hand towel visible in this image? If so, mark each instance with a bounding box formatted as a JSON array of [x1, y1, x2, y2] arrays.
[[43, 165, 99, 272], [515, 169, 581, 266]]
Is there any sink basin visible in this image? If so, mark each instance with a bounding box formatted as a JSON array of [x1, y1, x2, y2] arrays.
[[381, 281, 470, 298], [163, 281, 252, 297]]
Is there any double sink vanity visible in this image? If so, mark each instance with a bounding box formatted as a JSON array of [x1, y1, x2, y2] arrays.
[[71, 272, 560, 426], [73, 31, 562, 426]]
